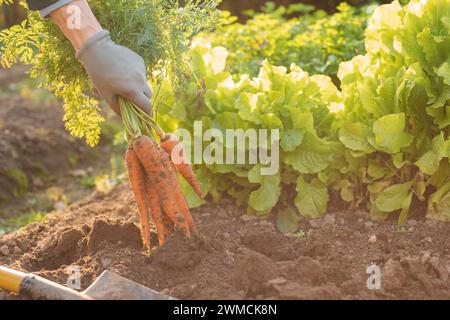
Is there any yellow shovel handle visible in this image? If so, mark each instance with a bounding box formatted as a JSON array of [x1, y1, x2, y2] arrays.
[[0, 266, 26, 294]]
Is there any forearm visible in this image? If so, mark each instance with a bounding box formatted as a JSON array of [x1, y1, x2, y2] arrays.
[[49, 0, 103, 51]]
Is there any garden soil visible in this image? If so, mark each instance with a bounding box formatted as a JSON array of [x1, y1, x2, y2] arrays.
[[1, 184, 450, 300], [0, 85, 121, 219]]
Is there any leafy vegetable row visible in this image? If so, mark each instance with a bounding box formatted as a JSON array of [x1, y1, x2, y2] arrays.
[[206, 2, 370, 79], [156, 0, 449, 227], [1, 0, 448, 226], [336, 0, 450, 223]]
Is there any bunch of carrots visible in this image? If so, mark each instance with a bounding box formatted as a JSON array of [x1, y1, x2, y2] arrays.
[[119, 98, 203, 251]]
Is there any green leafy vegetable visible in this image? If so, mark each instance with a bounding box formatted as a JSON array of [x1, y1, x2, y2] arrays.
[[276, 207, 299, 234], [1, 0, 449, 223]]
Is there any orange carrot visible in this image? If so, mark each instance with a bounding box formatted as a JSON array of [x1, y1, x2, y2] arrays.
[[160, 134, 204, 198], [133, 136, 189, 236], [159, 148, 197, 235], [163, 215, 174, 238], [125, 148, 151, 251], [145, 176, 168, 246]]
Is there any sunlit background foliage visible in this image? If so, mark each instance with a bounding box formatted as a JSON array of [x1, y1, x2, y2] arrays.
[[1, 0, 448, 232]]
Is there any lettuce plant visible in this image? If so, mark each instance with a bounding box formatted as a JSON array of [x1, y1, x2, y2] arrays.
[[337, 0, 449, 223]]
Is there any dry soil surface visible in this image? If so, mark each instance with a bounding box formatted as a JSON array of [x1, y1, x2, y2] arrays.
[[1, 185, 450, 300]]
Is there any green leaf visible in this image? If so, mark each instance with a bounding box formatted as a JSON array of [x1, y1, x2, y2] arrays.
[[260, 113, 284, 129], [426, 88, 450, 129], [415, 180, 427, 201], [213, 112, 249, 131], [367, 160, 385, 179], [180, 169, 210, 208], [276, 208, 299, 234], [436, 62, 450, 86], [370, 204, 390, 221], [339, 122, 374, 153], [284, 132, 332, 174], [281, 129, 305, 152], [295, 176, 329, 219], [375, 181, 414, 213], [397, 192, 413, 227], [427, 182, 450, 222], [236, 92, 262, 124], [415, 133, 448, 175], [393, 153, 407, 169], [248, 165, 281, 212], [372, 113, 413, 154], [337, 179, 355, 202], [289, 109, 314, 131]]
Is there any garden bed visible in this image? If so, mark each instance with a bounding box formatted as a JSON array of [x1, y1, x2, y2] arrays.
[[1, 184, 450, 300]]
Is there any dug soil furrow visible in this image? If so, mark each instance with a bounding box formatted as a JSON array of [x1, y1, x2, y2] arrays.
[[1, 185, 450, 300]]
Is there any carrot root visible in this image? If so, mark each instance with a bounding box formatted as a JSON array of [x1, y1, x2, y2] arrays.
[[159, 148, 198, 235], [126, 148, 151, 251], [146, 176, 169, 246], [160, 134, 204, 198], [133, 136, 190, 237]]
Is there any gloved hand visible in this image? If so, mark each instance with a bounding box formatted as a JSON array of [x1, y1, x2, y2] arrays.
[[76, 30, 152, 115]]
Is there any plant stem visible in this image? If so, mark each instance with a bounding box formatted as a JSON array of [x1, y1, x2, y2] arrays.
[[119, 97, 165, 146]]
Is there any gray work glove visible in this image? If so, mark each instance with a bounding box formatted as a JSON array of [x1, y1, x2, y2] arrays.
[[76, 30, 152, 115]]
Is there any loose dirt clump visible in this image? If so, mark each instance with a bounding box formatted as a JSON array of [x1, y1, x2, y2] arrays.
[[20, 216, 143, 272], [233, 250, 280, 297], [32, 227, 85, 270], [2, 184, 450, 300], [150, 232, 212, 271], [86, 218, 142, 253]]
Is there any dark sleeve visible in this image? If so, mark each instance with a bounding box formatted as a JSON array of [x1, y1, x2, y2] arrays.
[[26, 0, 61, 10]]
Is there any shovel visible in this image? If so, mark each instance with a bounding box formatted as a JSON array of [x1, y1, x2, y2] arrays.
[[0, 266, 175, 300]]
